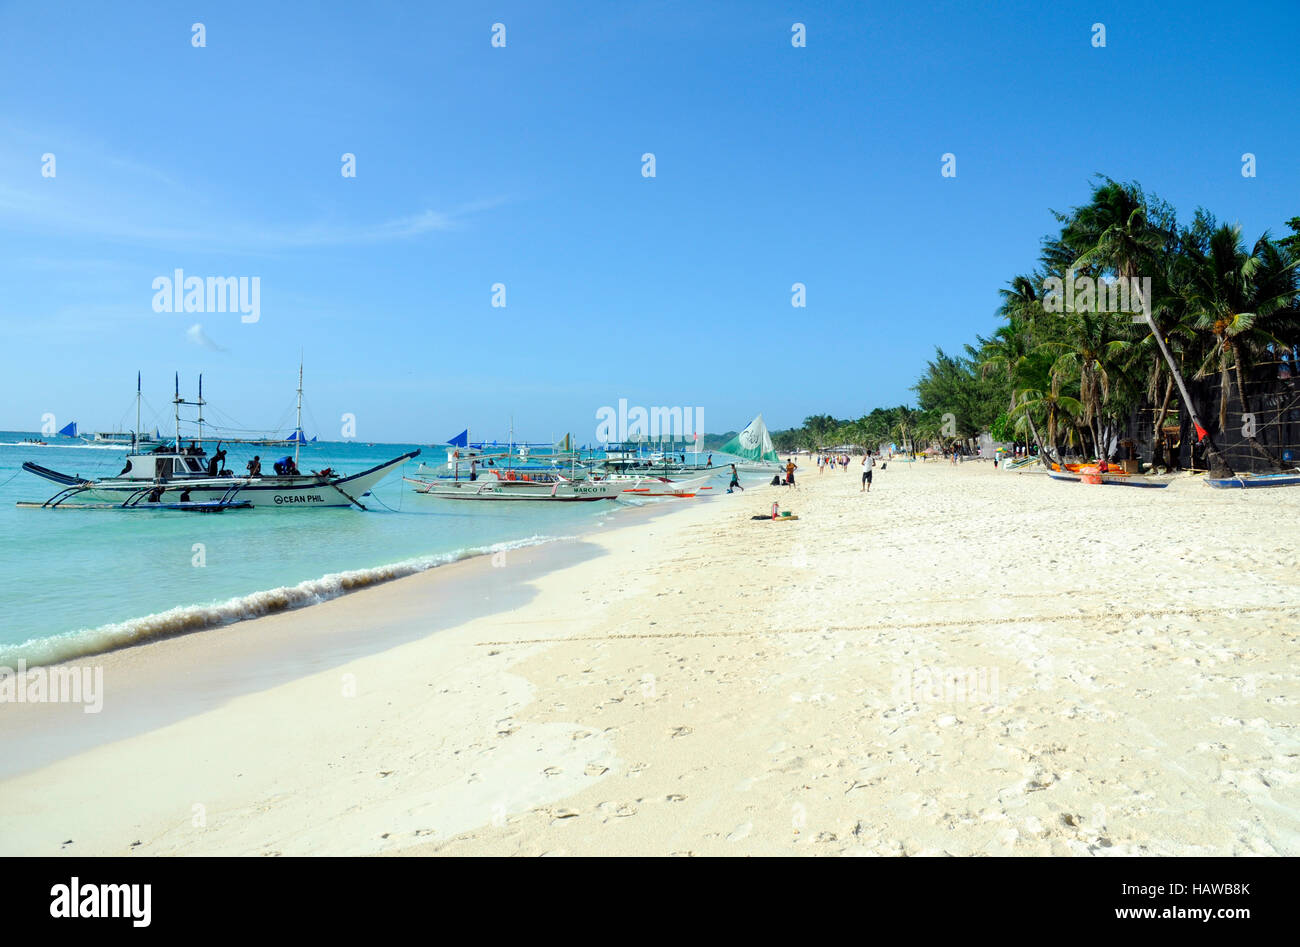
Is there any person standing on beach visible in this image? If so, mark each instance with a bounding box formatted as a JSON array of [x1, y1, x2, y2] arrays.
[[861, 451, 875, 492], [727, 463, 743, 493], [785, 458, 797, 488]]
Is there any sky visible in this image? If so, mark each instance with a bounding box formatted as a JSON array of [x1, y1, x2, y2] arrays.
[[1, 0, 1297, 444]]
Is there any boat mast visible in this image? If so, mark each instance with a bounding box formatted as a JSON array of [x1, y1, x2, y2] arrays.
[[174, 372, 181, 450], [294, 357, 304, 470], [197, 374, 205, 446], [134, 371, 141, 451]]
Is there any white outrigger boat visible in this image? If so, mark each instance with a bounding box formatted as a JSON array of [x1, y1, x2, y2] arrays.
[[19, 369, 418, 511], [596, 471, 716, 497], [405, 468, 622, 501], [405, 467, 717, 502]]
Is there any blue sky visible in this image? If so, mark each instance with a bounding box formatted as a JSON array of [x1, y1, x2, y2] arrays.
[[1, 0, 1296, 443]]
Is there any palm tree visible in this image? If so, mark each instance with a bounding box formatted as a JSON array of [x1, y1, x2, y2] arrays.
[[802, 414, 837, 450], [1012, 387, 1082, 465], [891, 405, 918, 456], [1183, 225, 1300, 465], [1040, 312, 1133, 459], [1065, 178, 1233, 476]]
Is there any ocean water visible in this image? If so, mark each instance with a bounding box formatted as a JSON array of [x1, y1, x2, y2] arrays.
[[0, 435, 713, 667]]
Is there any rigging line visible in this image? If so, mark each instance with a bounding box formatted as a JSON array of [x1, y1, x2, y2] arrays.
[[366, 490, 437, 515]]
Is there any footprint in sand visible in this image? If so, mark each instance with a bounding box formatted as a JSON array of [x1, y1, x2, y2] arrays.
[[727, 822, 753, 842]]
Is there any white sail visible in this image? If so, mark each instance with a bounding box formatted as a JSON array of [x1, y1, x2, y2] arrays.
[[720, 414, 780, 464]]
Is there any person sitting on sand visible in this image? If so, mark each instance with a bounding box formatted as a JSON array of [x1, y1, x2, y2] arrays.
[[1097, 457, 1109, 473]]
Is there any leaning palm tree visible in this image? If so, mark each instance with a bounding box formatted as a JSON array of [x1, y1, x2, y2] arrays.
[[1065, 178, 1233, 476]]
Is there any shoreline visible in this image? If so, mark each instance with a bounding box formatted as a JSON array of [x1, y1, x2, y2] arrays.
[[0, 494, 687, 781], [1, 490, 684, 672], [1, 462, 1296, 856]]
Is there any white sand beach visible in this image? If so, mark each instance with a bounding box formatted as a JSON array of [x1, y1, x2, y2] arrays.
[[1, 460, 1297, 856]]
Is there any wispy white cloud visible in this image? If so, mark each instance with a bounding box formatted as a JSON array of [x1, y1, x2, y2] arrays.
[[186, 322, 226, 352], [0, 128, 503, 252]]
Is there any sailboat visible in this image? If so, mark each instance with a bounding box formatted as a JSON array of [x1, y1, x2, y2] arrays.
[[414, 428, 589, 480], [719, 414, 783, 471], [20, 367, 417, 510], [405, 468, 623, 501]]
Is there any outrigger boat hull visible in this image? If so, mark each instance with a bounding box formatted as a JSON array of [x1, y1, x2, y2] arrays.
[[21, 451, 419, 509], [404, 476, 620, 501], [1205, 473, 1300, 488], [606, 473, 717, 497], [1047, 470, 1169, 488]]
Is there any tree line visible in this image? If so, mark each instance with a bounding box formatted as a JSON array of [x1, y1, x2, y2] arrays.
[[768, 178, 1300, 474]]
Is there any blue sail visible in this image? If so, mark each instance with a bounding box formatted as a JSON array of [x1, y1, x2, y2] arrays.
[[447, 429, 469, 448], [57, 421, 77, 438]]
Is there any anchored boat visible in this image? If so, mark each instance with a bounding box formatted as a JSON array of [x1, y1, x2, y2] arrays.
[[405, 469, 622, 501], [598, 471, 717, 497], [19, 368, 417, 510]]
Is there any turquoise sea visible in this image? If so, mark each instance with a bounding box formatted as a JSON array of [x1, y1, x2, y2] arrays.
[[0, 434, 725, 667]]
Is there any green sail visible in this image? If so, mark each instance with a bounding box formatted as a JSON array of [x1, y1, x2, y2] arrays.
[[720, 414, 781, 463]]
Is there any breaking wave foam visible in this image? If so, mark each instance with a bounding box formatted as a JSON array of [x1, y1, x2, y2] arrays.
[[1, 535, 568, 669]]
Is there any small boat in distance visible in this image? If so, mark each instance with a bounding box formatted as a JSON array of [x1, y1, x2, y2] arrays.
[[85, 430, 160, 446]]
